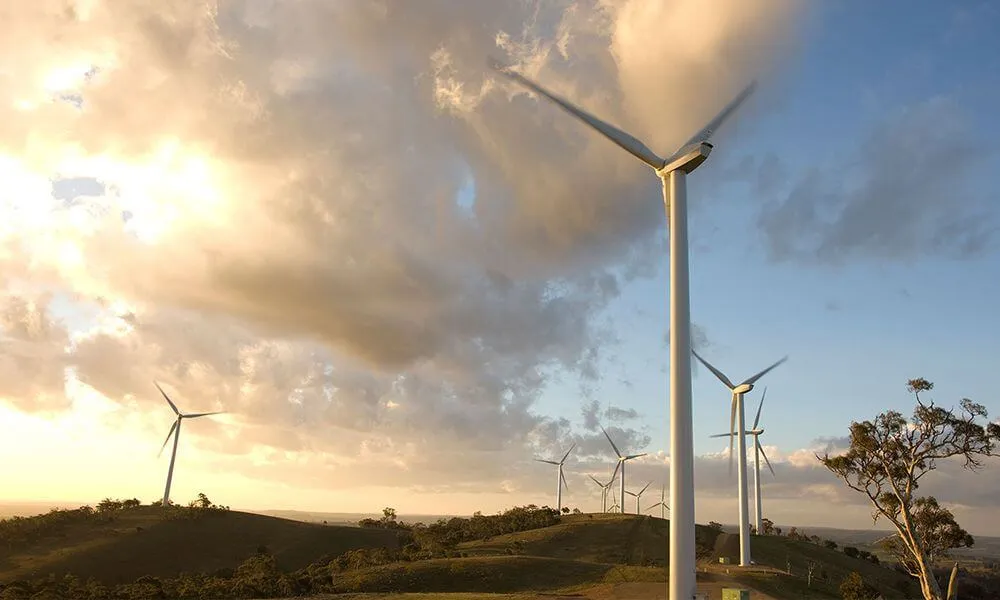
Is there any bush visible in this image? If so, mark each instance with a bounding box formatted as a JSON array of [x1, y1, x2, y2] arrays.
[[840, 571, 879, 600]]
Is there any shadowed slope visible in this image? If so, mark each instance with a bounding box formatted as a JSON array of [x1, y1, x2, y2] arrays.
[[0, 506, 401, 584]]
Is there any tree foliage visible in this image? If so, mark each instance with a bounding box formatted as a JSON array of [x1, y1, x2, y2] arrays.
[[819, 378, 1000, 599]]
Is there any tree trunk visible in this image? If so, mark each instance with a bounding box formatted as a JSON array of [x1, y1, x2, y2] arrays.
[[916, 554, 945, 600]]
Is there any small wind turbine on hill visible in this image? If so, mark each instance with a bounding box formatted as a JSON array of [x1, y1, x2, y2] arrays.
[[155, 382, 224, 506], [648, 484, 670, 519], [692, 351, 786, 567], [710, 388, 775, 535], [626, 481, 653, 515], [535, 443, 576, 512], [587, 461, 620, 513], [602, 428, 646, 517], [490, 56, 758, 600]]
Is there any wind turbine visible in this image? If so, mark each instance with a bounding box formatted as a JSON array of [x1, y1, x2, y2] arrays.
[[588, 461, 620, 513], [626, 481, 653, 515], [155, 382, 224, 506], [535, 443, 576, 512], [693, 351, 786, 567], [602, 427, 647, 515], [490, 58, 757, 600], [710, 388, 775, 535], [648, 484, 670, 520]]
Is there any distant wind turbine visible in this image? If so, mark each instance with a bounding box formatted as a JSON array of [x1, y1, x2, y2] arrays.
[[155, 382, 225, 506], [710, 388, 775, 534], [535, 443, 576, 512], [587, 461, 620, 513], [693, 351, 786, 567], [648, 484, 670, 519], [626, 481, 653, 515], [490, 57, 758, 600], [602, 427, 647, 515]]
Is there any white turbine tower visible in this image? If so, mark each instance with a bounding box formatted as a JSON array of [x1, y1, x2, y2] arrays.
[[588, 461, 620, 513], [602, 427, 647, 515], [710, 388, 775, 534], [490, 58, 757, 600], [692, 351, 786, 567], [155, 382, 224, 506], [626, 481, 653, 515], [648, 484, 670, 519], [535, 443, 576, 512]]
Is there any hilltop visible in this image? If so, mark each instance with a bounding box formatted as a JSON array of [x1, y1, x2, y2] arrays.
[[0, 504, 401, 584]]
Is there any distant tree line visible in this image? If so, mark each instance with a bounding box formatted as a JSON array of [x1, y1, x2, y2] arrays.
[[358, 504, 561, 553]]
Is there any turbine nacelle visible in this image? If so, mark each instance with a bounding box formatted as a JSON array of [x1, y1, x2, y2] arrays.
[[657, 142, 713, 176], [732, 383, 753, 396]]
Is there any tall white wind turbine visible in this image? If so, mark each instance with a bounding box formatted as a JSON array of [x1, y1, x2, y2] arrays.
[[155, 382, 225, 506], [693, 351, 786, 567], [588, 461, 621, 513], [648, 484, 670, 519], [535, 443, 576, 512], [490, 58, 757, 600], [710, 388, 775, 534], [626, 481, 653, 515], [602, 427, 647, 515]]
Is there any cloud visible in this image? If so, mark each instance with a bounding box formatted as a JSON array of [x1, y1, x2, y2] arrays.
[[0, 291, 71, 412], [759, 96, 998, 263], [0, 0, 803, 499]]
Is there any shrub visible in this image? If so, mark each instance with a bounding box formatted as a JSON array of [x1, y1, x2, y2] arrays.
[[840, 571, 879, 600]]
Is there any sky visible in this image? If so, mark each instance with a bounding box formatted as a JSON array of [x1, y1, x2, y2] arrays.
[[2, 0, 1000, 535]]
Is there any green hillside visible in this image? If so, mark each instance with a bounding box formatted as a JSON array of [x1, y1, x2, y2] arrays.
[[0, 505, 400, 584], [0, 505, 943, 599], [457, 513, 917, 598]]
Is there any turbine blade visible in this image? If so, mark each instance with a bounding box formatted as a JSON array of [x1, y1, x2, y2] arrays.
[[647, 503, 659, 511], [535, 459, 559, 465], [709, 432, 735, 438], [625, 453, 646, 460], [560, 442, 577, 464], [674, 80, 758, 152], [560, 469, 569, 492], [626, 491, 637, 498], [691, 350, 735, 389], [610, 460, 621, 481], [741, 356, 788, 387], [183, 411, 224, 419], [158, 420, 178, 457], [588, 474, 603, 486], [752, 387, 766, 430], [154, 381, 180, 415], [759, 441, 775, 477], [640, 481, 652, 495], [602, 427, 623, 458], [489, 57, 665, 169]]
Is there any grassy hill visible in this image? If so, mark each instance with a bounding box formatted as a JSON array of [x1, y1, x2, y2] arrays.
[[1, 506, 948, 599], [453, 513, 918, 598], [0, 505, 400, 584]]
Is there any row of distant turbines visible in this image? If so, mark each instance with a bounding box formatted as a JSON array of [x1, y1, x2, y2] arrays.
[[534, 350, 785, 568]]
